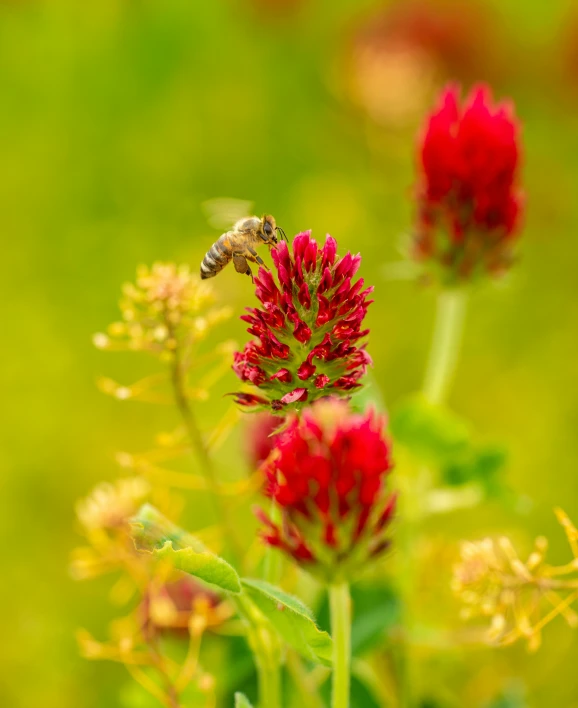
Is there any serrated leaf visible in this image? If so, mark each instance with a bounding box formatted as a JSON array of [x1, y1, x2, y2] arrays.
[[234, 692, 254, 708], [241, 578, 333, 666], [130, 504, 241, 594], [153, 541, 241, 593]]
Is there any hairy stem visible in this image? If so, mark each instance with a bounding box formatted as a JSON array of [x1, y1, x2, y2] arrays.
[[330, 582, 351, 708]]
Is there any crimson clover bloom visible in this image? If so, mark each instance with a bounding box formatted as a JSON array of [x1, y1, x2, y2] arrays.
[[231, 232, 373, 413], [257, 399, 396, 582], [413, 83, 524, 282]]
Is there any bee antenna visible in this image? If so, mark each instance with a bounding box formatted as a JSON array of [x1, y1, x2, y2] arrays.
[[276, 226, 288, 242]]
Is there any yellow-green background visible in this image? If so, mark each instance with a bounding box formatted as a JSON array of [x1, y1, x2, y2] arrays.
[[3, 0, 578, 706]]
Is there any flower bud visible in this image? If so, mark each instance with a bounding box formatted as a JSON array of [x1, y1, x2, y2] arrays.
[[413, 83, 524, 282]]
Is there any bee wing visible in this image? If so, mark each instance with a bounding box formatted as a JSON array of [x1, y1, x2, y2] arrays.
[[201, 197, 254, 230]]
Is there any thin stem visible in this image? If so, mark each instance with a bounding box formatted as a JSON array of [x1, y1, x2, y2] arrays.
[[286, 651, 325, 708], [148, 638, 182, 708], [422, 289, 468, 406], [167, 329, 241, 559], [401, 288, 468, 708], [124, 662, 174, 707], [330, 582, 351, 708], [234, 595, 282, 708], [175, 618, 205, 693], [256, 651, 282, 708], [170, 344, 220, 496]]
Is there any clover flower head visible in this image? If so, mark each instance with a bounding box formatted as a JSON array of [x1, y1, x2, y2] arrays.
[[76, 477, 151, 531], [231, 232, 374, 413], [413, 83, 524, 282], [141, 576, 223, 637], [93, 263, 232, 358], [453, 514, 578, 651], [257, 399, 396, 582]]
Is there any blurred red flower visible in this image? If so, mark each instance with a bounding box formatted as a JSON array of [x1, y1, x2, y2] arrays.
[[344, 0, 500, 127], [413, 83, 524, 281], [256, 399, 396, 581], [231, 232, 373, 413], [140, 575, 221, 638]]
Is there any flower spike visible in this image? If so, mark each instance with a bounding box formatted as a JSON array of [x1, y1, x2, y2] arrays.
[[231, 232, 373, 413]]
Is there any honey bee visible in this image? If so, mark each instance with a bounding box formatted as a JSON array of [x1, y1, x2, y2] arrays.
[[200, 213, 286, 281]]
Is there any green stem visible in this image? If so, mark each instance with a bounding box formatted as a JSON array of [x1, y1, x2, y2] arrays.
[[401, 287, 468, 707], [234, 595, 282, 708], [256, 649, 282, 708], [169, 336, 242, 561], [330, 582, 351, 708], [422, 288, 468, 406], [286, 651, 325, 708]]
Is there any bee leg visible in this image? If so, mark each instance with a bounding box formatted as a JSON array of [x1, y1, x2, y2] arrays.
[[246, 247, 268, 270], [233, 253, 254, 282]]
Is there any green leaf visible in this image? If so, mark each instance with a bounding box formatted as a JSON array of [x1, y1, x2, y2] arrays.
[[442, 443, 507, 494], [130, 504, 241, 594], [391, 394, 470, 462], [152, 540, 241, 593], [234, 693, 254, 708], [391, 396, 509, 499], [241, 578, 333, 666]]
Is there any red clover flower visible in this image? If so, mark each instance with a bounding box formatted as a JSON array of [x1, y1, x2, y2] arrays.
[[257, 399, 396, 582], [231, 232, 373, 413], [413, 83, 524, 282]]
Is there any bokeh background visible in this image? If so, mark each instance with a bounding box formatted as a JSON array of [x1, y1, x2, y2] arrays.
[[3, 0, 578, 706]]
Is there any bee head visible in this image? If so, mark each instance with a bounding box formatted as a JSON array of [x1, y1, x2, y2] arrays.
[[261, 214, 287, 244]]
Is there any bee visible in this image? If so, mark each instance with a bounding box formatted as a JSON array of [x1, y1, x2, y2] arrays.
[[200, 204, 286, 281]]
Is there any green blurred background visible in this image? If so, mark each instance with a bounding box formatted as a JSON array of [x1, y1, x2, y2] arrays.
[[3, 0, 578, 705]]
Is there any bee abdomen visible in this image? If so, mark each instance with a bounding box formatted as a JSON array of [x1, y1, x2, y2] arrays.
[[200, 237, 231, 279]]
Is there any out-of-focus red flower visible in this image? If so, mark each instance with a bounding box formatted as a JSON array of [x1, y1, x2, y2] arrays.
[[141, 575, 221, 638], [344, 0, 499, 127], [413, 83, 524, 282], [257, 399, 396, 581], [244, 413, 284, 468], [231, 232, 373, 413]]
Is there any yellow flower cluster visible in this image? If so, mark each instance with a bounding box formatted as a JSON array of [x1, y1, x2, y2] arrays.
[[76, 476, 151, 531], [93, 263, 232, 358], [453, 509, 578, 651]]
